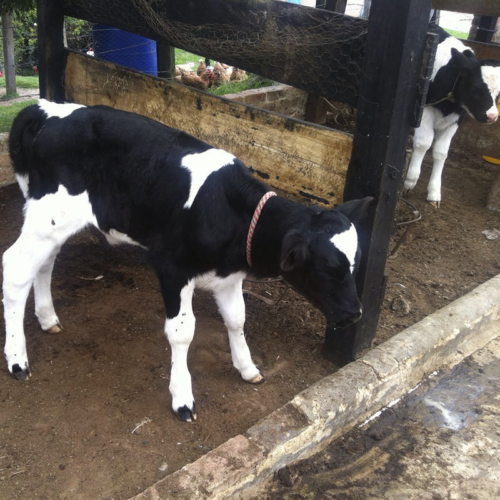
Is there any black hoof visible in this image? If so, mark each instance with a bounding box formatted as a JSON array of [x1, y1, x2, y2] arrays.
[[11, 363, 31, 380], [176, 403, 197, 422]]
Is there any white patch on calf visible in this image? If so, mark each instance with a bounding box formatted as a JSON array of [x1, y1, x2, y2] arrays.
[[431, 37, 470, 81], [16, 174, 29, 199], [38, 99, 86, 119], [194, 270, 247, 292], [480, 66, 500, 119], [22, 185, 98, 238], [103, 228, 145, 248], [331, 224, 358, 274], [432, 108, 461, 132], [181, 149, 235, 209]]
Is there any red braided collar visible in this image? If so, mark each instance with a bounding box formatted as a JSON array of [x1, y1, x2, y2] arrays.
[[246, 191, 277, 267]]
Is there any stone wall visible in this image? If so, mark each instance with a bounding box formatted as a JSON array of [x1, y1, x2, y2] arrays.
[[0, 133, 14, 187], [223, 85, 309, 120]]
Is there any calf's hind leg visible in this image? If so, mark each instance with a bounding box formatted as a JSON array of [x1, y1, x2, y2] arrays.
[[3, 236, 64, 379], [3, 188, 95, 379], [34, 248, 62, 333]]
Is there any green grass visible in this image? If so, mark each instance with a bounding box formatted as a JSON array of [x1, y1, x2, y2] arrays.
[[443, 28, 469, 40], [175, 49, 203, 66], [0, 100, 37, 133], [0, 76, 39, 89]]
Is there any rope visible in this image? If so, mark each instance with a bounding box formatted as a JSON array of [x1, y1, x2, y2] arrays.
[[246, 191, 277, 267]]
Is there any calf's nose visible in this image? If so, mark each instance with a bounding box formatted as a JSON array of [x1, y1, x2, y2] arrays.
[[350, 310, 363, 325], [487, 112, 498, 123], [335, 310, 362, 329]]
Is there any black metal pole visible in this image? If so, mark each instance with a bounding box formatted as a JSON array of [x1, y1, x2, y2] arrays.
[[157, 42, 175, 80], [322, 0, 433, 365], [475, 16, 498, 43]]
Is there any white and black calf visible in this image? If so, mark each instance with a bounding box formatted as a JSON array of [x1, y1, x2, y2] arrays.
[[405, 26, 500, 207], [3, 100, 372, 422]]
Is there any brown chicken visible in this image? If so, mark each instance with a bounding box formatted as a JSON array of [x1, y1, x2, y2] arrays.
[[230, 67, 247, 82], [213, 62, 230, 86], [197, 59, 207, 76], [180, 69, 214, 90]]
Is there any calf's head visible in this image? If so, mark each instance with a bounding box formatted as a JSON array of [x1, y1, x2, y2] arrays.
[[451, 49, 500, 124], [279, 197, 373, 330]]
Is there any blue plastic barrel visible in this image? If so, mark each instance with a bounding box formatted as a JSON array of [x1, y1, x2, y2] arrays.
[[93, 24, 158, 76]]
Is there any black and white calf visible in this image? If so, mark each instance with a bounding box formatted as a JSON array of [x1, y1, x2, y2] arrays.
[[3, 100, 372, 421], [404, 26, 500, 206]]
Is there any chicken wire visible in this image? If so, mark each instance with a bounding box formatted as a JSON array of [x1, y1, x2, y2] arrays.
[[63, 0, 368, 106]]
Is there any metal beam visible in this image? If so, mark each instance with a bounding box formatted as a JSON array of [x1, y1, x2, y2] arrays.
[[432, 0, 499, 16]]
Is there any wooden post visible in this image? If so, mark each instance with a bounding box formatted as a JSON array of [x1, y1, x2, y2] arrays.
[[322, 0, 434, 365], [37, 0, 66, 102], [157, 42, 175, 80]]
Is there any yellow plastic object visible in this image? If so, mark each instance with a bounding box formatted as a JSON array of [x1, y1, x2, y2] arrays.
[[483, 156, 500, 165], [481, 101, 500, 165]]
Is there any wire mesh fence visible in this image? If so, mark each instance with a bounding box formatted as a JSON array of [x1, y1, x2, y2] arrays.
[[64, 0, 369, 106]]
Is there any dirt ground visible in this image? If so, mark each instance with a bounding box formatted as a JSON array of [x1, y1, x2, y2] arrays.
[[265, 338, 500, 500], [0, 149, 499, 499], [0, 89, 40, 106]]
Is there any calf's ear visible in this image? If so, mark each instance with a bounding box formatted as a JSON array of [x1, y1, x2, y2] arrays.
[[280, 231, 310, 272], [451, 48, 476, 72], [334, 196, 374, 225]]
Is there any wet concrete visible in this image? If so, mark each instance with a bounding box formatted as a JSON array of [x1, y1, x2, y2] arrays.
[[264, 336, 500, 500]]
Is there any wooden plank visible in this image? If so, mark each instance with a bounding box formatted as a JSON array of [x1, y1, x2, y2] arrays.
[[324, 0, 434, 365], [63, 0, 367, 105], [37, 0, 66, 102], [432, 0, 499, 16], [463, 39, 500, 60], [64, 51, 352, 206]]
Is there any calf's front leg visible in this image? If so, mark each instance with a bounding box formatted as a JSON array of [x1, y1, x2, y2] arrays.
[[214, 275, 262, 384], [404, 108, 435, 193], [427, 122, 459, 207]]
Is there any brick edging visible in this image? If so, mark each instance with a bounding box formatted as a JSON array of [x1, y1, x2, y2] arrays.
[[132, 274, 500, 499]]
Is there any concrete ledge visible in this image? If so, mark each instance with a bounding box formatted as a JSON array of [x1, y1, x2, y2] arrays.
[[223, 85, 308, 120], [132, 274, 500, 500]]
